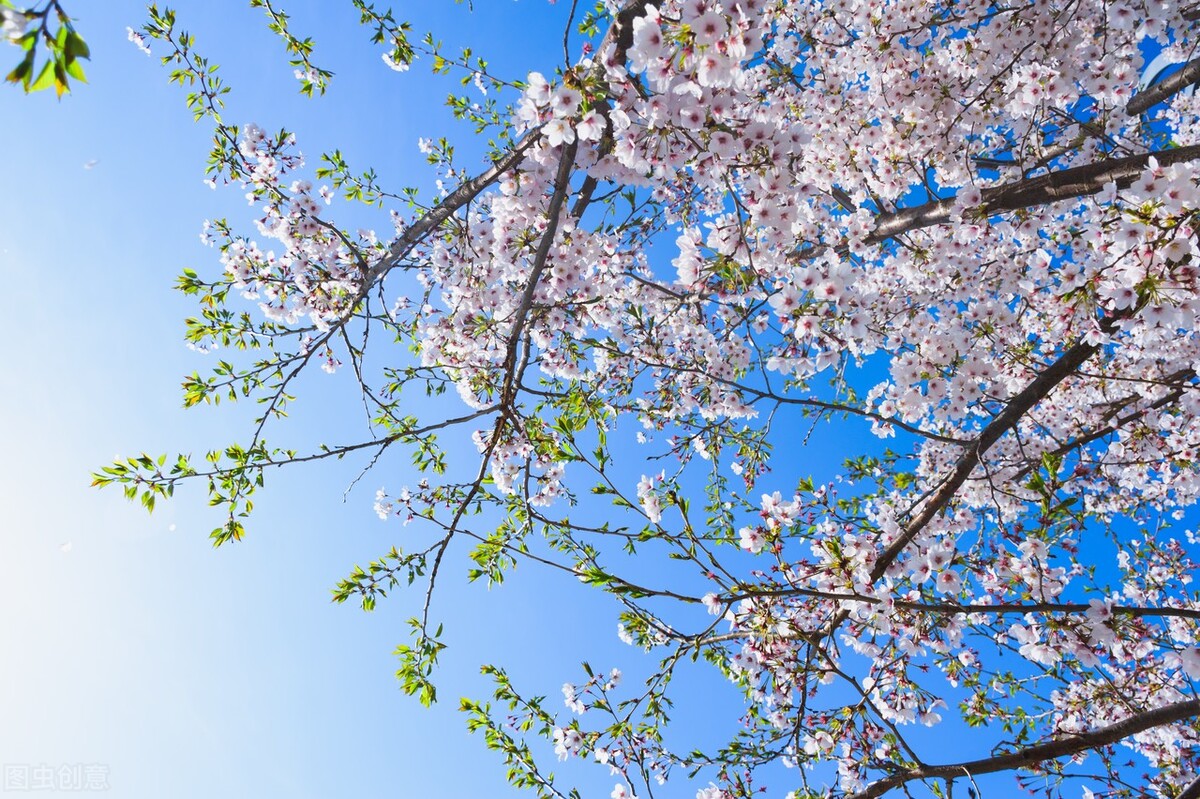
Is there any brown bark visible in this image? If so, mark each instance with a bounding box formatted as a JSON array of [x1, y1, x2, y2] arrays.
[[846, 699, 1200, 799], [794, 145, 1200, 264]]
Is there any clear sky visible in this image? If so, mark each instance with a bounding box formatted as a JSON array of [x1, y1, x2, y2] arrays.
[[4, 3, 1149, 798], [0, 3, 691, 797]]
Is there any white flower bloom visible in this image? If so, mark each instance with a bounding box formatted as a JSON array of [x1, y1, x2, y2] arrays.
[[544, 118, 576, 147], [382, 51, 409, 72], [127, 26, 152, 55], [1180, 647, 1200, 678], [739, 526, 766, 554], [577, 110, 605, 141], [2, 8, 28, 41]]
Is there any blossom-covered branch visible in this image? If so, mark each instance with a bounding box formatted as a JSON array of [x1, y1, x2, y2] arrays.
[[845, 699, 1200, 799], [100, 1, 1200, 798]]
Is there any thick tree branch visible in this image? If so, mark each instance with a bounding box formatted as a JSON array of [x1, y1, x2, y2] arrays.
[[364, 133, 541, 289], [794, 145, 1200, 263], [366, 0, 651, 293], [1128, 56, 1200, 116], [871, 331, 1106, 580], [979, 144, 1200, 212], [1179, 773, 1200, 799], [1010, 368, 1198, 479], [845, 699, 1200, 799], [499, 138, 580, 405], [724, 586, 1200, 622], [611, 0, 655, 62]]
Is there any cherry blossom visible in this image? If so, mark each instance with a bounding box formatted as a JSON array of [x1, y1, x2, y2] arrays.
[[106, 1, 1200, 798]]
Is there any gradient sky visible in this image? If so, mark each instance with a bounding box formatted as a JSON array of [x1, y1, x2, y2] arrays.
[[0, 3, 675, 797], [3, 3, 1167, 799]]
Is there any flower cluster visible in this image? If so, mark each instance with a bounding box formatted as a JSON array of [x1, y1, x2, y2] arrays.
[[174, 0, 1200, 797]]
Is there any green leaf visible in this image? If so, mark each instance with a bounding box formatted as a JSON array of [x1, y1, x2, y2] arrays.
[[5, 52, 33, 85], [53, 59, 69, 97], [29, 59, 54, 93], [64, 56, 86, 83], [64, 31, 90, 60]]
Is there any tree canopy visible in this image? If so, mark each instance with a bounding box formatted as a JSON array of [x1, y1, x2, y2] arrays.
[[55, 0, 1200, 797]]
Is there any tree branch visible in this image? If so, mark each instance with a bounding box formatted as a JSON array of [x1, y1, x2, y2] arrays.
[[1178, 773, 1200, 799], [364, 133, 540, 289], [845, 699, 1200, 799], [871, 330, 1108, 581], [1009, 368, 1198, 480], [1127, 56, 1200, 116], [498, 138, 579, 406], [365, 0, 652, 293], [794, 145, 1200, 263], [724, 586, 1200, 622]]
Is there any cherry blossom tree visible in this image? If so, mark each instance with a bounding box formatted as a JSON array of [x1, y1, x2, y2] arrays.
[[94, 1, 1200, 798]]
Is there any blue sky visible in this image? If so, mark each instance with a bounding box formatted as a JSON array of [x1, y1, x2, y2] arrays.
[[6, 4, 1180, 798], [0, 2, 1038, 794], [0, 3, 681, 797]]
